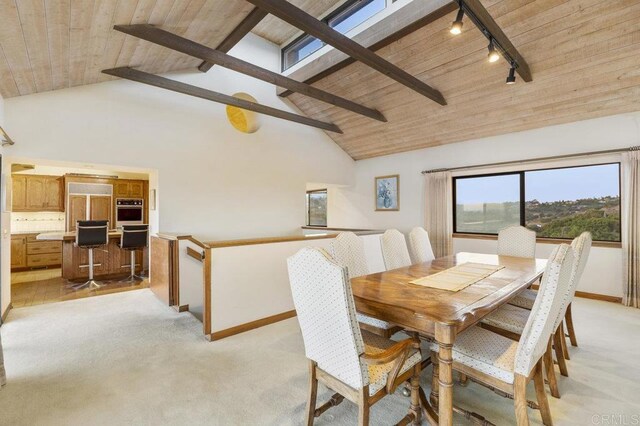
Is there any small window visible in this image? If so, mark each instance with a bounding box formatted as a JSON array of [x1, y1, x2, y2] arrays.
[[306, 189, 328, 227], [453, 163, 621, 242], [281, 0, 388, 71]]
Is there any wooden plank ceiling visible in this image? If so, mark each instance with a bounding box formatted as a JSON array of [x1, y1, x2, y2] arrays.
[[286, 0, 640, 159], [252, 0, 344, 45], [0, 0, 254, 98]]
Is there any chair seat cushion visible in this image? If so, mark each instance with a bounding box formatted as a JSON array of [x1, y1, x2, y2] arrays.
[[357, 313, 395, 330], [361, 330, 422, 396], [482, 304, 530, 335], [509, 289, 537, 310], [430, 326, 518, 384]]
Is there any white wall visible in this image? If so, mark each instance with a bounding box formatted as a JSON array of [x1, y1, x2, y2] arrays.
[[2, 33, 354, 243], [330, 112, 640, 298]]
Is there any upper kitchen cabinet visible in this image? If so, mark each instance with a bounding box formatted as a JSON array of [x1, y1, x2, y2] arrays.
[[12, 175, 64, 212], [115, 180, 145, 198]]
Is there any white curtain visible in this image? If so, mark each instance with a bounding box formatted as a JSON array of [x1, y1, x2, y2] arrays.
[[0, 333, 5, 387], [424, 171, 453, 258], [622, 151, 640, 308]]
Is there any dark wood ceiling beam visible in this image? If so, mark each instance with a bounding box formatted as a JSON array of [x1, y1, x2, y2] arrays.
[[459, 0, 532, 82], [114, 24, 386, 122], [245, 0, 447, 106], [279, 2, 458, 98], [198, 7, 268, 73], [101, 67, 342, 134]]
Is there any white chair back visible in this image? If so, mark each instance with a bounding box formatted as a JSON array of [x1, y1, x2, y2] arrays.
[[514, 244, 574, 377], [497, 226, 536, 258], [408, 227, 436, 264], [330, 232, 369, 278], [381, 229, 412, 270], [552, 232, 592, 330], [287, 247, 368, 390]]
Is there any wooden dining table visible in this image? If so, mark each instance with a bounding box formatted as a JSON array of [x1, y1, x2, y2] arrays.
[[350, 252, 547, 426]]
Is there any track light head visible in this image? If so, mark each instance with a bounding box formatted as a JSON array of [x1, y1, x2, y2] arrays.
[[488, 40, 500, 63], [450, 7, 464, 35], [506, 66, 517, 84]]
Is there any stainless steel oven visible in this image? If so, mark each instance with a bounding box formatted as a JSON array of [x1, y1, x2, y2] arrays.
[[116, 198, 144, 228]]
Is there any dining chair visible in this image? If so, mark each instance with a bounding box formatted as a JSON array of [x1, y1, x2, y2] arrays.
[[510, 232, 592, 350], [497, 226, 537, 258], [287, 247, 423, 426], [481, 232, 592, 398], [381, 229, 412, 270], [408, 227, 436, 264], [430, 244, 574, 426], [330, 232, 402, 338]]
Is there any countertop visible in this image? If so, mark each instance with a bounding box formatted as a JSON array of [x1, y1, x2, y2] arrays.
[[36, 231, 123, 241]]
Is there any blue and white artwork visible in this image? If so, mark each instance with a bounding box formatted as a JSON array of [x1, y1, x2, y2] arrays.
[[376, 175, 399, 211]]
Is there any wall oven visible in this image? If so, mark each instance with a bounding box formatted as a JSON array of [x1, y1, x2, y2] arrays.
[[116, 198, 144, 228]]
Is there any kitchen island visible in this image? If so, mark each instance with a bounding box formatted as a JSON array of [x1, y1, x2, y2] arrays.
[[37, 231, 144, 281]]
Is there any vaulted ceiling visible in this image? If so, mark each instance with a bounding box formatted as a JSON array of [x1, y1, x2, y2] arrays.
[[285, 0, 640, 159]]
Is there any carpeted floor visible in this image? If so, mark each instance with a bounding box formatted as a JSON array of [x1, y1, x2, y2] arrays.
[[0, 289, 638, 425]]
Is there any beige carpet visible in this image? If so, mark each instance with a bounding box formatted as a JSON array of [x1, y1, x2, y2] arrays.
[[0, 289, 639, 425]]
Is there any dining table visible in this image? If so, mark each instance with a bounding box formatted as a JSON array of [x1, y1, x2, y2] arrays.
[[350, 252, 547, 426]]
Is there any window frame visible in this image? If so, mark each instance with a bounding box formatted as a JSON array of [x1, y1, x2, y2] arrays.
[[306, 189, 328, 227], [452, 162, 622, 243], [281, 0, 388, 71]]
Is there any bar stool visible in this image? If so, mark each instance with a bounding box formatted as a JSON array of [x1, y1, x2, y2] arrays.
[[118, 224, 149, 283], [73, 220, 109, 290]]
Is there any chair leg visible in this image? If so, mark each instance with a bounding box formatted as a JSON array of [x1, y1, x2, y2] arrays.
[[553, 327, 569, 377], [533, 361, 554, 426], [514, 374, 530, 426], [410, 365, 422, 425], [565, 303, 578, 347], [559, 323, 570, 361], [429, 351, 439, 407], [306, 362, 318, 426], [358, 388, 370, 426], [544, 339, 560, 398], [459, 372, 469, 386]]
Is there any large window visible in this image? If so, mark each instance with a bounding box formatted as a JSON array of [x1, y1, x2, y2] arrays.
[[306, 189, 328, 227], [453, 163, 621, 242], [282, 0, 387, 71]]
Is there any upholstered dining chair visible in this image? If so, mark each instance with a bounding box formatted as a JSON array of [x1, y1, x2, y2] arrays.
[[430, 244, 574, 426], [330, 232, 401, 338], [408, 227, 436, 264], [287, 247, 423, 426], [498, 226, 537, 258], [510, 232, 592, 350], [481, 232, 592, 398], [381, 229, 412, 270]]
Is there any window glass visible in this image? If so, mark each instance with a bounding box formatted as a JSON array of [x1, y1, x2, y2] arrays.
[[283, 35, 324, 70], [307, 190, 328, 227], [455, 174, 521, 234], [329, 0, 386, 34], [524, 164, 620, 241]]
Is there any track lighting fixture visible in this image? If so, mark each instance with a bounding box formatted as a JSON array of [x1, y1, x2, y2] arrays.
[[450, 6, 464, 35], [487, 39, 500, 63], [506, 66, 517, 84]]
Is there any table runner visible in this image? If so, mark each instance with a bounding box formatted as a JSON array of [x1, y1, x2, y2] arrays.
[[409, 262, 505, 291]]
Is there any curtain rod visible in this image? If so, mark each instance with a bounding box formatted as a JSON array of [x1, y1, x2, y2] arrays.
[[421, 145, 640, 174]]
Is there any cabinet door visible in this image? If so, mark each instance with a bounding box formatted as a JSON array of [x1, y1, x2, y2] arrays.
[[12, 176, 27, 211], [129, 181, 144, 198], [11, 236, 27, 269], [90, 196, 111, 224], [26, 176, 46, 210], [114, 182, 130, 198], [68, 195, 88, 231], [44, 177, 63, 211]]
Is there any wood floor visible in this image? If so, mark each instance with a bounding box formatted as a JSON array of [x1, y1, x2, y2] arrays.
[[11, 270, 149, 308]]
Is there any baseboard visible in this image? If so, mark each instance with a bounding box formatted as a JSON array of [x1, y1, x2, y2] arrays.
[[172, 304, 189, 313], [1, 303, 13, 324], [209, 310, 297, 341], [574, 290, 622, 304]]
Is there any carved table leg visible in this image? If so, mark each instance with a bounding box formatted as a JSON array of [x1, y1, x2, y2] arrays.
[[436, 324, 455, 426]]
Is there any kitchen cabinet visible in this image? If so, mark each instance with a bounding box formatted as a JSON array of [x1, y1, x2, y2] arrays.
[[11, 235, 27, 269], [89, 196, 111, 222], [12, 175, 64, 212], [115, 180, 145, 198], [68, 195, 88, 232], [67, 194, 112, 230], [11, 233, 62, 271]]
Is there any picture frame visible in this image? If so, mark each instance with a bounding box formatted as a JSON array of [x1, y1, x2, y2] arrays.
[[375, 174, 399, 211]]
